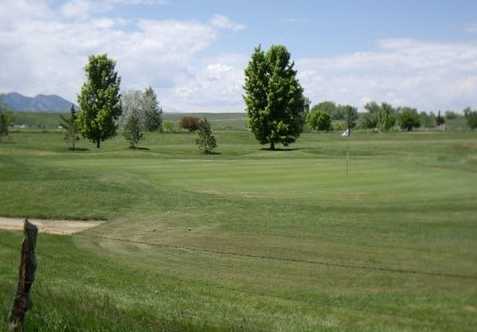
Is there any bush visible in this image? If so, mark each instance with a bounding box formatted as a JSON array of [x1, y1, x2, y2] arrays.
[[123, 113, 144, 148], [179, 116, 201, 132], [464, 107, 477, 130], [307, 109, 332, 131], [195, 118, 217, 153], [445, 111, 458, 120], [419, 112, 435, 128], [359, 112, 378, 129], [162, 120, 176, 133], [398, 107, 421, 131], [333, 121, 346, 132]]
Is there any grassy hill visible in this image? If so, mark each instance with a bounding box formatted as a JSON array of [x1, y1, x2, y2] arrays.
[[0, 130, 476, 331]]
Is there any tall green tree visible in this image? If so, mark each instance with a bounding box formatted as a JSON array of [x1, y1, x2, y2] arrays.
[[307, 108, 332, 131], [361, 102, 395, 131], [361, 102, 380, 129], [77, 54, 122, 148], [398, 107, 421, 131], [464, 107, 477, 130], [59, 105, 80, 150], [341, 105, 358, 136], [142, 86, 162, 131], [377, 103, 396, 132], [244, 45, 306, 150]]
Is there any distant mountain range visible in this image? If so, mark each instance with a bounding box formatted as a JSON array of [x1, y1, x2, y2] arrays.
[[0, 92, 75, 112]]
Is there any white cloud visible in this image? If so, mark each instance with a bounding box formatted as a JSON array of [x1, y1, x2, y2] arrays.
[[1, 0, 476, 113], [60, 0, 167, 20], [170, 54, 246, 112], [210, 15, 246, 31], [0, 0, 245, 111], [297, 38, 477, 111]]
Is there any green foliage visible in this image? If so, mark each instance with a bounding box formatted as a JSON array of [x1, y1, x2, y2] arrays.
[[195, 118, 217, 153], [77, 54, 122, 148], [445, 111, 459, 120], [179, 116, 201, 132], [143, 86, 163, 131], [123, 112, 144, 148], [361, 102, 396, 131], [313, 101, 338, 117], [307, 108, 332, 131], [0, 102, 13, 140], [244, 45, 305, 150], [399, 107, 421, 131], [59, 105, 80, 150], [162, 120, 176, 133], [419, 112, 435, 128], [377, 103, 396, 131], [360, 102, 379, 129], [464, 107, 477, 130], [436, 111, 446, 126], [340, 105, 358, 134]]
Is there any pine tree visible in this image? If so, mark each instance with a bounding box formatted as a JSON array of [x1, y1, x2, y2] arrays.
[[142, 87, 163, 131]]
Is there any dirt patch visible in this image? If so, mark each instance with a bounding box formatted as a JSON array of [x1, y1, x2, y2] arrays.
[[0, 217, 103, 235]]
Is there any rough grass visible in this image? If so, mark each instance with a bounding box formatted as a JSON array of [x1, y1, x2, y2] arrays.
[[0, 129, 476, 331]]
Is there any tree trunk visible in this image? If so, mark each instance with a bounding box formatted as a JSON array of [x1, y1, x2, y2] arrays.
[[96, 139, 100, 149], [270, 141, 275, 150]]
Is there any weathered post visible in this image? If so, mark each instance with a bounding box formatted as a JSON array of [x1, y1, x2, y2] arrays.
[[9, 219, 38, 332]]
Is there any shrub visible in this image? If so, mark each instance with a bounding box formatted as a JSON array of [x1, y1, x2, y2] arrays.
[[162, 120, 175, 133], [398, 107, 421, 131], [195, 118, 217, 153], [307, 109, 332, 131], [445, 111, 458, 120], [123, 113, 144, 148], [179, 116, 201, 132], [464, 107, 477, 130]]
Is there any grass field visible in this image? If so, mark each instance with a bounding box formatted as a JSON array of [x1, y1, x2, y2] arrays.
[[11, 112, 248, 131], [1, 127, 476, 331]]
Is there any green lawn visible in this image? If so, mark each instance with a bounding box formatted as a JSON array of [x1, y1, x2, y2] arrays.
[[1, 129, 476, 331]]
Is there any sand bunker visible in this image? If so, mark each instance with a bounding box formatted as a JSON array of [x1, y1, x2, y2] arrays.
[[0, 217, 102, 235]]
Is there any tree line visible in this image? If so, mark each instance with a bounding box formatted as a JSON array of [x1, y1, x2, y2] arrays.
[[306, 101, 477, 133], [2, 48, 477, 151], [61, 54, 216, 153]]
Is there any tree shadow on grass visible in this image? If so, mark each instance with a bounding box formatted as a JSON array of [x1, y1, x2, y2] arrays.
[[129, 146, 150, 151], [68, 147, 89, 152], [260, 147, 301, 152], [204, 151, 221, 155]]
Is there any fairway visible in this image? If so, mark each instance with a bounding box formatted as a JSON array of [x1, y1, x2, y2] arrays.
[[1, 130, 477, 331]]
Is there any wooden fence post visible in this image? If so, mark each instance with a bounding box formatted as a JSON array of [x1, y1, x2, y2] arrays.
[[9, 219, 38, 332]]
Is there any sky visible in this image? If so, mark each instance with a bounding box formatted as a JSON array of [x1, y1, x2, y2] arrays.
[[1, 0, 477, 112]]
